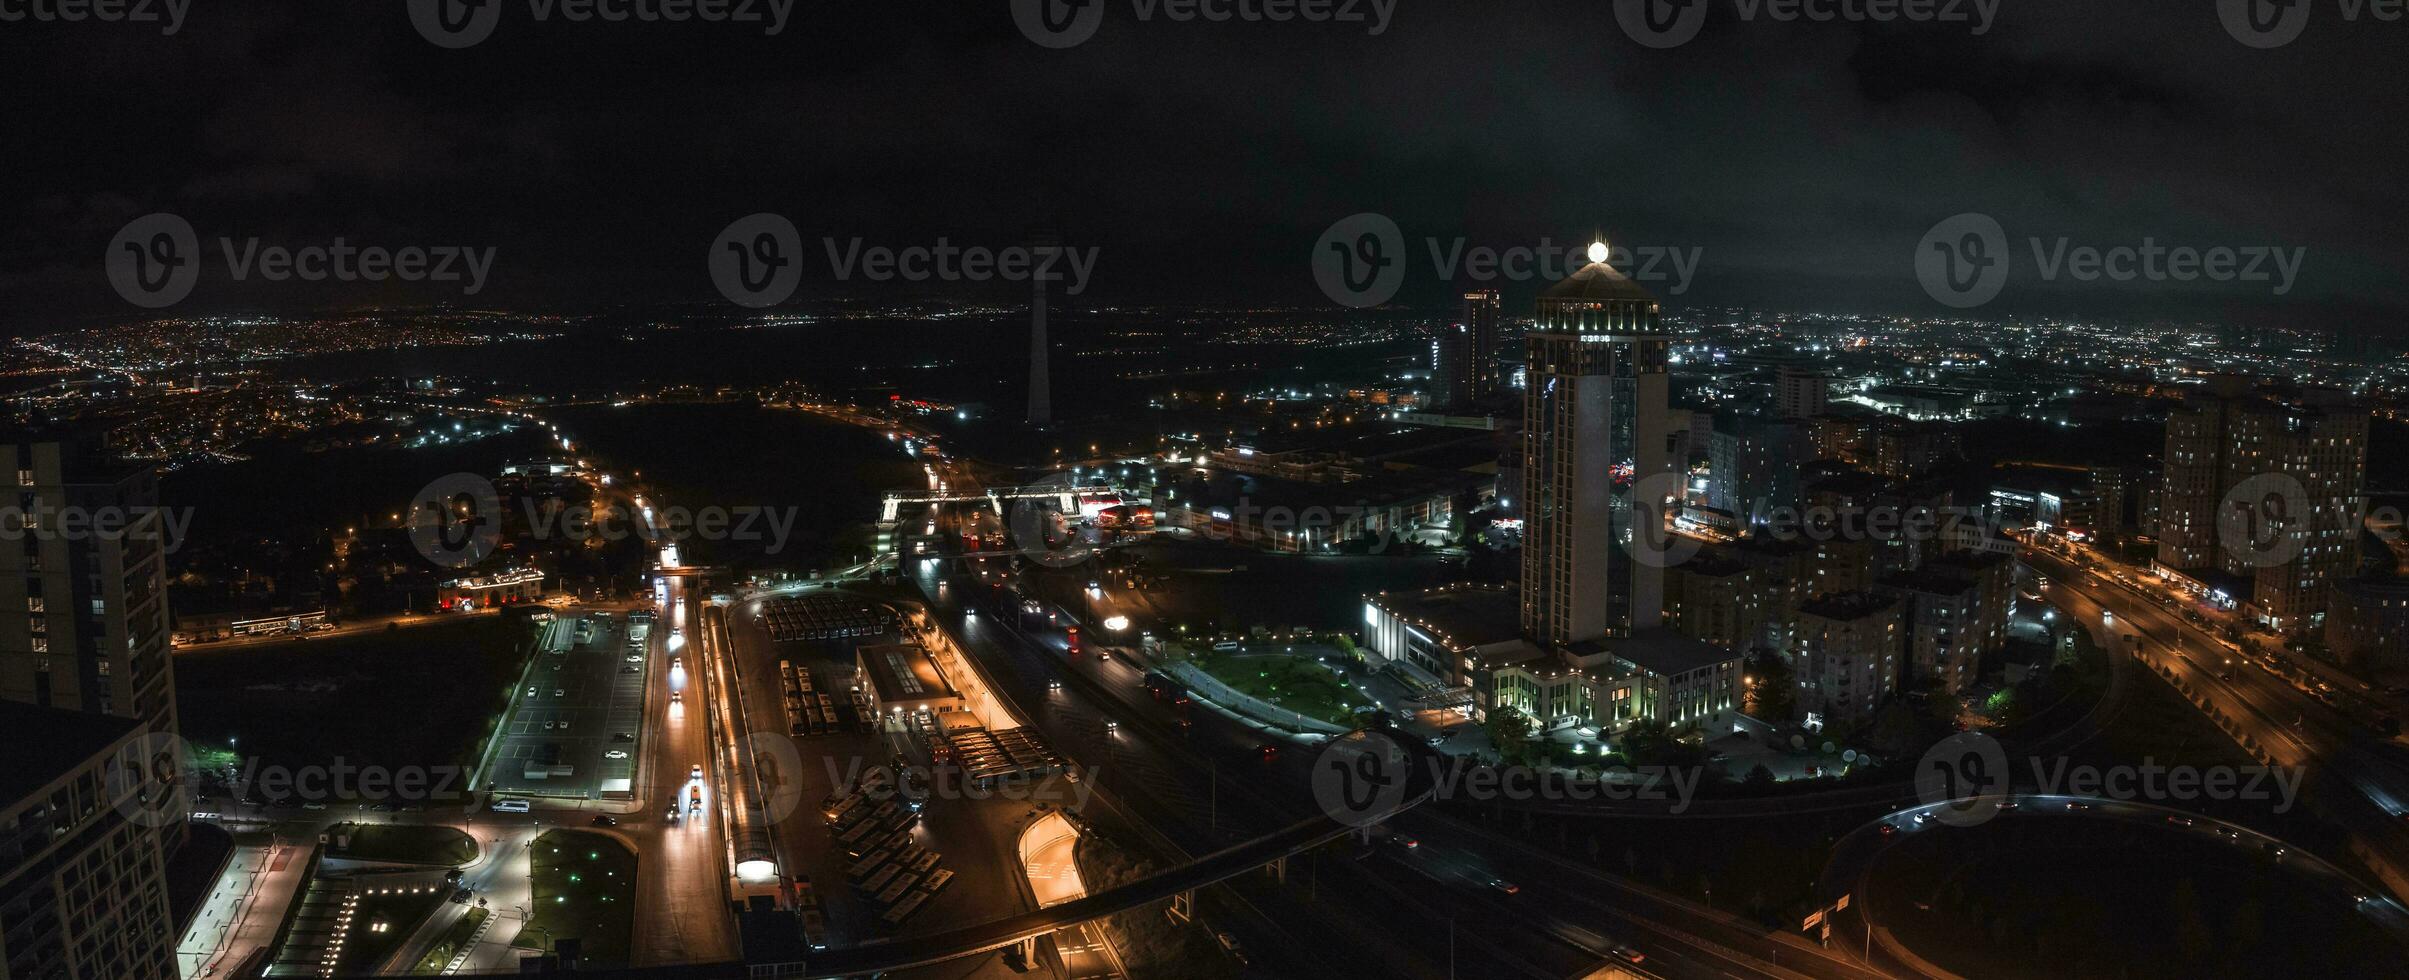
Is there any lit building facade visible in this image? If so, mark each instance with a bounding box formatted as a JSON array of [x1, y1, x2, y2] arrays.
[[0, 440, 182, 849], [1795, 592, 1903, 728], [0, 702, 178, 980], [2155, 378, 2367, 633], [1519, 251, 1672, 648]]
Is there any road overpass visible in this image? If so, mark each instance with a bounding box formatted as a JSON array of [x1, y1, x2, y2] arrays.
[[748, 740, 1436, 978]]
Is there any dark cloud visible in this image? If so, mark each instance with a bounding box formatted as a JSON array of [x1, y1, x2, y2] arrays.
[[1, 1, 2402, 331]]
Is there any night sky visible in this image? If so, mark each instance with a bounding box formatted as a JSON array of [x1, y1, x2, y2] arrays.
[[2, 1, 2402, 331]]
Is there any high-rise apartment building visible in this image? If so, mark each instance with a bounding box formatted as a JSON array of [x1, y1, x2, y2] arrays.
[[1519, 248, 1672, 647], [1463, 288, 1503, 400], [0, 439, 183, 845], [2155, 379, 2367, 633], [1775, 363, 1827, 419], [1435, 289, 1507, 409], [1795, 591, 1903, 727], [0, 701, 179, 980]]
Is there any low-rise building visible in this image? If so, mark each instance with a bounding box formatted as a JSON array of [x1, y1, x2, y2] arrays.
[[855, 644, 966, 721]]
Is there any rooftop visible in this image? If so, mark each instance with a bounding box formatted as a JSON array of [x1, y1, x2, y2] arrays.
[[1538, 259, 1659, 306], [0, 701, 140, 807], [1608, 628, 1744, 677], [1367, 584, 1521, 652]]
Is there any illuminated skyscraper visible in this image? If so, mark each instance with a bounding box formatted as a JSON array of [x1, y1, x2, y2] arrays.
[[1519, 245, 1673, 647]]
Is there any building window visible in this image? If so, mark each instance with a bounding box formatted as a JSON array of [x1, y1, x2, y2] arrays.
[[26, 597, 42, 613]]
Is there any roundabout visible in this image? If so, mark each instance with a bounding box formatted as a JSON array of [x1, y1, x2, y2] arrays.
[[1820, 794, 2409, 978]]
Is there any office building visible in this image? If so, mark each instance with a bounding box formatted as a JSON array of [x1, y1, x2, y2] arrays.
[[1519, 246, 1672, 647], [0, 701, 178, 980]]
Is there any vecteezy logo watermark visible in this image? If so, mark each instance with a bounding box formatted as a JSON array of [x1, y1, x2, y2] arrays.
[[106, 213, 200, 309], [711, 213, 804, 308], [1312, 213, 1407, 308], [1312, 214, 1704, 308], [105, 213, 498, 309], [1914, 731, 2010, 827], [408, 0, 797, 48], [0, 0, 190, 34], [1615, 0, 2000, 49], [407, 473, 505, 569], [2213, 0, 2387, 49], [1312, 731, 1412, 826], [1913, 732, 2306, 828], [105, 732, 190, 830], [1915, 212, 2306, 308], [2218, 472, 2310, 569], [1914, 212, 2011, 309], [1011, 0, 1397, 49]]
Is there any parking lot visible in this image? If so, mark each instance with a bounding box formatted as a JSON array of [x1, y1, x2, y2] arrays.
[[488, 611, 652, 800]]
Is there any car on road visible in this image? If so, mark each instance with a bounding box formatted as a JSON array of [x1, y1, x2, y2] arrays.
[[1609, 946, 1646, 965], [526, 686, 537, 697], [1259, 744, 1280, 763], [605, 750, 629, 760], [2165, 815, 2195, 828], [2066, 801, 2093, 811], [671, 691, 682, 703], [591, 815, 617, 827], [665, 806, 680, 823], [553, 688, 565, 697], [545, 720, 557, 730], [1913, 812, 1932, 826], [688, 786, 702, 812], [1104, 720, 1119, 734], [1487, 878, 1520, 895], [613, 732, 635, 742], [626, 654, 643, 663], [1048, 679, 1063, 691], [1878, 823, 1899, 838], [1214, 931, 1247, 965], [690, 764, 704, 781]]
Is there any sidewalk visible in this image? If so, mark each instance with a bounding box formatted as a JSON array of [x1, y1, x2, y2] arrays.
[[194, 839, 309, 979]]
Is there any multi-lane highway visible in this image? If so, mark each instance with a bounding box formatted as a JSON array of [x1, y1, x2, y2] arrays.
[[2026, 546, 2409, 901]]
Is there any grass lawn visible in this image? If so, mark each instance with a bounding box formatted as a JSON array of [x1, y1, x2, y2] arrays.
[[1189, 651, 1364, 726], [329, 823, 479, 866], [518, 830, 637, 964], [411, 906, 489, 974], [176, 616, 538, 781]]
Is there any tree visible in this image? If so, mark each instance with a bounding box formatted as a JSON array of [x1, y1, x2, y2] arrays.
[[1741, 652, 1796, 722], [1484, 707, 1534, 764], [1742, 763, 1777, 791]]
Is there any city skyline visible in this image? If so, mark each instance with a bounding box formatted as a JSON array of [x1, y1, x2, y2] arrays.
[[7, 4, 2409, 979]]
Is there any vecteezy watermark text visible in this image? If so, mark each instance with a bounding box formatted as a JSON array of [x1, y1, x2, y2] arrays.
[[1614, 0, 1999, 49], [107, 213, 497, 309], [0, 0, 189, 34], [1311, 731, 1704, 826], [708, 213, 1100, 307], [409, 0, 797, 48], [1012, 0, 1397, 49], [0, 503, 194, 553], [1313, 213, 1702, 308], [1914, 732, 2303, 828], [1916, 212, 2305, 309]]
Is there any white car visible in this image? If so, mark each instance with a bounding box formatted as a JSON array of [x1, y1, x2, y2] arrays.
[[690, 764, 704, 781], [605, 750, 629, 760]]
